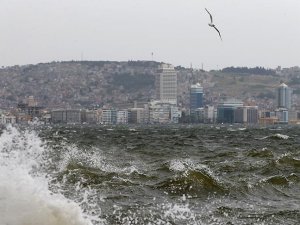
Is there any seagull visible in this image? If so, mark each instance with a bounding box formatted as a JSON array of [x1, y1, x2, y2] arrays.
[[205, 8, 222, 41]]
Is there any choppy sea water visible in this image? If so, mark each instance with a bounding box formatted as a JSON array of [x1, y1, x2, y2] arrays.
[[0, 124, 299, 225]]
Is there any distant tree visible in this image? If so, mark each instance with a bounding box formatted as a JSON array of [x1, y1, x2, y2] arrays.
[[111, 72, 154, 91], [221, 66, 275, 75], [127, 60, 160, 67], [174, 65, 185, 70]]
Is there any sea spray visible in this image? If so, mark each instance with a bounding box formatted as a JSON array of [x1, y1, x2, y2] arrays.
[[0, 125, 94, 225]]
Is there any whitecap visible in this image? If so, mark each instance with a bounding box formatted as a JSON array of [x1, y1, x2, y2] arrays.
[[274, 133, 289, 139]]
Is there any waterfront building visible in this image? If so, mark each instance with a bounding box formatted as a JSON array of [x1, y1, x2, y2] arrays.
[[190, 83, 203, 113], [101, 109, 117, 125], [41, 113, 51, 124], [84, 110, 98, 124], [149, 104, 170, 124], [156, 64, 177, 104], [275, 108, 289, 124], [234, 106, 258, 124], [259, 117, 279, 125], [51, 109, 82, 124], [117, 110, 128, 124], [194, 108, 205, 123], [246, 107, 259, 124], [148, 100, 180, 124], [287, 110, 300, 124], [288, 111, 300, 124], [65, 109, 82, 124], [277, 83, 292, 109], [217, 99, 243, 123], [204, 105, 215, 123], [234, 108, 244, 123], [51, 109, 66, 123], [259, 110, 281, 125], [261, 111, 276, 118], [17, 102, 43, 121], [128, 108, 147, 124], [170, 106, 181, 123]]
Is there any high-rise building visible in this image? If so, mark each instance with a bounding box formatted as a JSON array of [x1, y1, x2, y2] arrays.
[[217, 99, 243, 123], [234, 106, 258, 124], [190, 83, 203, 112], [277, 83, 292, 109], [156, 64, 177, 104]]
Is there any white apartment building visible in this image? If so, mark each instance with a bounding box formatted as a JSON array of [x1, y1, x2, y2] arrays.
[[156, 64, 177, 104], [101, 109, 117, 125], [117, 110, 128, 124], [148, 100, 180, 124], [204, 105, 215, 123]]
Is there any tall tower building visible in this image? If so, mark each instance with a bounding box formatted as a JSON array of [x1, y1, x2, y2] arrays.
[[156, 64, 177, 104], [190, 83, 203, 112], [277, 83, 292, 109]]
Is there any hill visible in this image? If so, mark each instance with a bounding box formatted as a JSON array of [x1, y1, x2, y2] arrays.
[[0, 61, 299, 109]]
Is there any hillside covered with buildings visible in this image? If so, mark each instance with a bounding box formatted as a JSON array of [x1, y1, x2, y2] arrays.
[[0, 60, 300, 125]]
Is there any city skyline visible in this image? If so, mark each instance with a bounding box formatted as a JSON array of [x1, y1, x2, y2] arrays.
[[0, 61, 298, 125], [0, 0, 299, 70]]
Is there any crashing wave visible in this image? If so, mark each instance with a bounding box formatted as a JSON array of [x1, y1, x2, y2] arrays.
[[0, 125, 95, 225]]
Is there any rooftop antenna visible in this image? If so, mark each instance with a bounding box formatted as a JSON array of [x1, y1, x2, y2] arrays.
[[151, 52, 154, 61]]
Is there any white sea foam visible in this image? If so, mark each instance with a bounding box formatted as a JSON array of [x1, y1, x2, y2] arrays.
[[274, 133, 289, 139], [162, 203, 197, 222], [258, 133, 289, 140], [0, 125, 94, 225], [169, 159, 188, 172], [58, 143, 144, 177], [169, 158, 213, 175]]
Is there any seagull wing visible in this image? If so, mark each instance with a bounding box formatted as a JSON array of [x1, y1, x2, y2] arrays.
[[205, 8, 213, 23], [213, 26, 222, 41]]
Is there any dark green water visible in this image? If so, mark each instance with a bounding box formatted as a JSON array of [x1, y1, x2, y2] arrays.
[[1, 125, 299, 224], [39, 125, 300, 224]]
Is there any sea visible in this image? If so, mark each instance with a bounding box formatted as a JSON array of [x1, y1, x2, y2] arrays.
[[0, 124, 299, 225]]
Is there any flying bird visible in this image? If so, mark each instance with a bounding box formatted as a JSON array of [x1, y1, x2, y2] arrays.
[[205, 8, 222, 41]]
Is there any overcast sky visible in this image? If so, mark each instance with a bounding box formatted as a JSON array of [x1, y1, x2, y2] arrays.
[[0, 0, 299, 70]]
